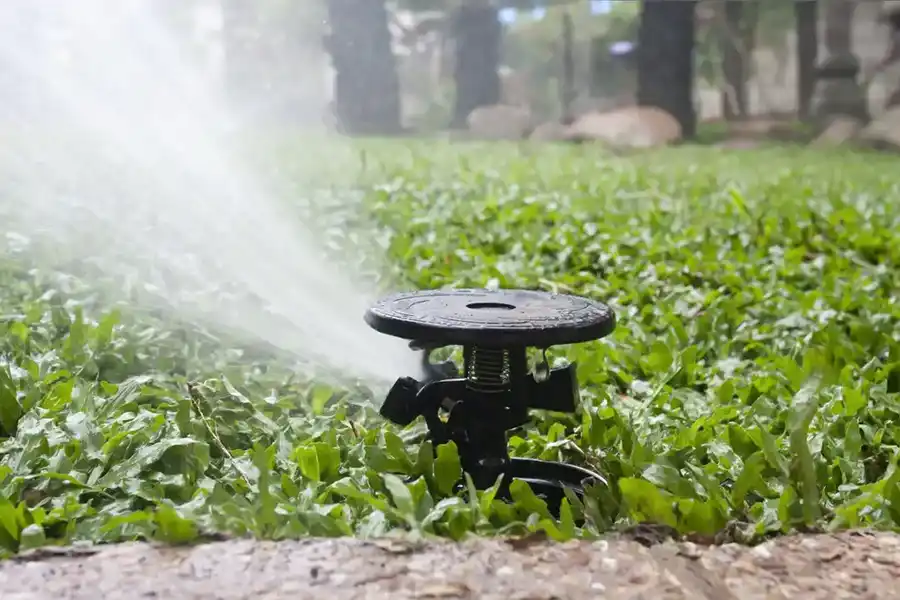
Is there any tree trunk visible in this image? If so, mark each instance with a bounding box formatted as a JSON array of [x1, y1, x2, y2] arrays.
[[637, 0, 697, 138], [795, 0, 818, 121], [451, 3, 502, 129], [561, 12, 575, 123], [324, 0, 401, 135], [719, 0, 757, 120]]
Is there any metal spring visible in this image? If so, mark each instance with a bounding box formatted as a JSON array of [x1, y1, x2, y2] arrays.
[[465, 346, 510, 393]]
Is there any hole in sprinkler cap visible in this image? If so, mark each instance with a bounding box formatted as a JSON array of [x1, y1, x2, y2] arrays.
[[467, 302, 516, 310]]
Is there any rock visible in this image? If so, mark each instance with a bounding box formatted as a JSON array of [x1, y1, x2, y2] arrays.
[[856, 105, 900, 151], [566, 106, 682, 149], [466, 104, 534, 140], [528, 121, 570, 142], [811, 116, 865, 147]]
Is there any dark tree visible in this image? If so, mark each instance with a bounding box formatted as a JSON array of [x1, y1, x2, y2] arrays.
[[636, 0, 697, 138], [324, 0, 402, 135], [794, 0, 818, 120], [450, 3, 502, 128], [560, 12, 575, 123]]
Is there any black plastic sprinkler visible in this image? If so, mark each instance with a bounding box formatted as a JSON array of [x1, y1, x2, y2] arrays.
[[364, 288, 616, 515]]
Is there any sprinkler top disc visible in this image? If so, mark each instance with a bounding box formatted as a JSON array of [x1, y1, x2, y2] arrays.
[[364, 288, 615, 348]]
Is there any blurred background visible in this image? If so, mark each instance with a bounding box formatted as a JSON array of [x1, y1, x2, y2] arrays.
[[8, 0, 899, 148]]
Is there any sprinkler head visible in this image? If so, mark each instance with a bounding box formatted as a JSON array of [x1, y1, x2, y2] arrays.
[[364, 288, 616, 516]]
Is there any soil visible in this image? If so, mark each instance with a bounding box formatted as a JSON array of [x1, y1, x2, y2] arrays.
[[3, 529, 900, 599]]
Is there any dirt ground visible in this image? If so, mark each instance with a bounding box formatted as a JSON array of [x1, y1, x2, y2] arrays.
[[2, 529, 900, 600]]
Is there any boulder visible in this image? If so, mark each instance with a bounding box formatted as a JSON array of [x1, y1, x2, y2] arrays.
[[566, 106, 682, 149], [856, 105, 900, 151], [466, 104, 534, 140]]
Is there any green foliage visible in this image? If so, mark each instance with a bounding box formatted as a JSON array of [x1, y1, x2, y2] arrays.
[[2, 141, 900, 556]]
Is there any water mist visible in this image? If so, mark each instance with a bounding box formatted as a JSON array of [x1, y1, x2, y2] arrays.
[[0, 1, 421, 388]]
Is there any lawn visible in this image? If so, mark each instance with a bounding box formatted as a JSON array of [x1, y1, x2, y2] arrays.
[[1, 140, 899, 555]]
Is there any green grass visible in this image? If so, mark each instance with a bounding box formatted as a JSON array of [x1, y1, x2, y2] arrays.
[[1, 141, 900, 554]]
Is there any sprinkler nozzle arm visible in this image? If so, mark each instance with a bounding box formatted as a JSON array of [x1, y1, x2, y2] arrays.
[[422, 358, 460, 382], [379, 377, 422, 426], [379, 376, 467, 429], [379, 362, 580, 430], [524, 362, 580, 413]]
